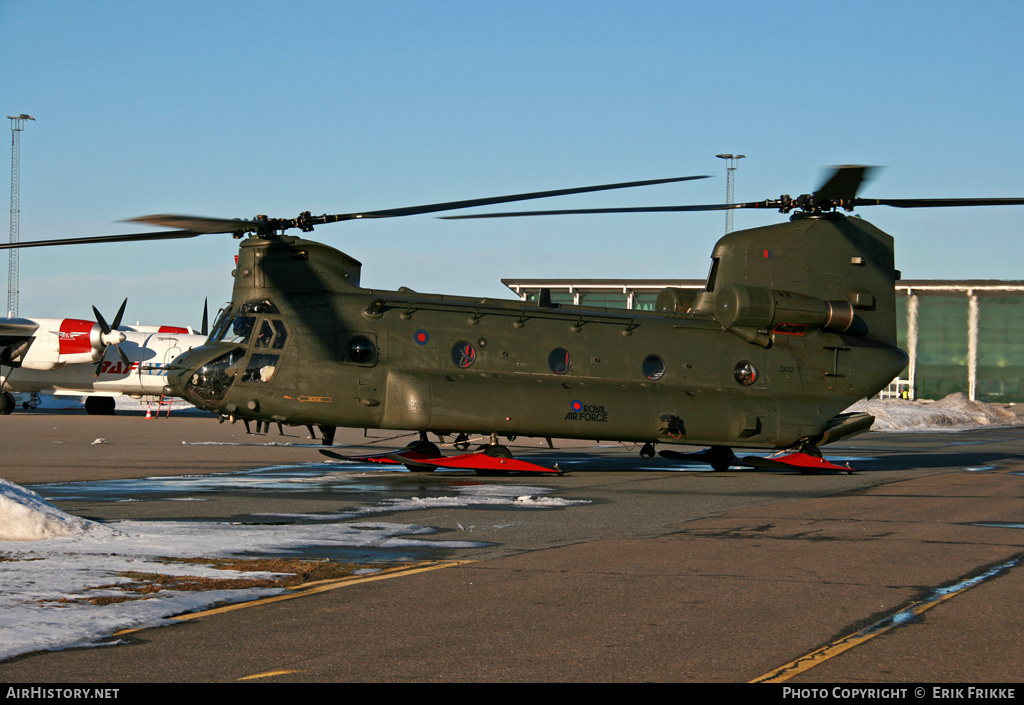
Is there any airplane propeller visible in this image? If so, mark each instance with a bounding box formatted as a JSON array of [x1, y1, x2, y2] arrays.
[[92, 298, 130, 377]]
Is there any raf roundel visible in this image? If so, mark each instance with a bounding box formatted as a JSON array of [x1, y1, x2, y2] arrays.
[[571, 400, 583, 412], [414, 329, 429, 346]]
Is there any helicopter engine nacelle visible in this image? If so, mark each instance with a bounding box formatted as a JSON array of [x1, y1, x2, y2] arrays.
[[714, 284, 856, 335]]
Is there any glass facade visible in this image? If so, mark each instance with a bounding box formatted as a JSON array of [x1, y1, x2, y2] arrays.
[[976, 296, 1024, 402]]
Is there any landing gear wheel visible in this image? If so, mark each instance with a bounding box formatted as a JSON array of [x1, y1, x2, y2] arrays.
[[475, 444, 512, 476], [403, 439, 441, 455], [709, 446, 733, 472], [794, 442, 823, 474], [0, 392, 14, 415], [402, 439, 441, 472], [84, 396, 116, 415], [639, 442, 656, 460]]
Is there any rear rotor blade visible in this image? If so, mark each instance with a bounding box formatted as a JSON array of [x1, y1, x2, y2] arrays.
[[854, 197, 1024, 208], [813, 166, 877, 202]]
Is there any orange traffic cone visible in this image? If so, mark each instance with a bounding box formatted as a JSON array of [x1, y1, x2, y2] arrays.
[[145, 405, 152, 420]]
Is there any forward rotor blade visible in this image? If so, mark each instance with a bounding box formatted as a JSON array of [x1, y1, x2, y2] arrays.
[[0, 229, 206, 250], [443, 202, 756, 219], [201, 298, 209, 337], [311, 175, 711, 223], [124, 215, 254, 233], [0, 176, 710, 247]]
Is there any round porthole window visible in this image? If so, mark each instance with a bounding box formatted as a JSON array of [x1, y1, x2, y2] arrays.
[[451, 341, 476, 368], [733, 360, 758, 386], [642, 354, 666, 381], [348, 335, 375, 364], [548, 348, 572, 375]]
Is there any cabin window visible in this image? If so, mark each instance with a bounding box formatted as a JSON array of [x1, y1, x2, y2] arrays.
[[642, 354, 666, 381], [451, 341, 476, 368], [548, 348, 572, 375], [734, 360, 758, 386], [348, 335, 375, 364]]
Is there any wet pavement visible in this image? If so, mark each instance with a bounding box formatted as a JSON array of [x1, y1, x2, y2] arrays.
[[1, 411, 1023, 682]]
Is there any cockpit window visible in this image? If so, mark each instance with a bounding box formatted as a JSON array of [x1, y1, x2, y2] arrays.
[[271, 320, 288, 349], [705, 257, 721, 293], [242, 299, 279, 315], [241, 353, 280, 383], [208, 305, 233, 342], [254, 320, 274, 349], [208, 300, 283, 345], [185, 347, 245, 403], [223, 314, 255, 344]]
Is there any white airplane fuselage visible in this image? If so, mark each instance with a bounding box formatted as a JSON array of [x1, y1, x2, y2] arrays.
[[0, 319, 207, 398]]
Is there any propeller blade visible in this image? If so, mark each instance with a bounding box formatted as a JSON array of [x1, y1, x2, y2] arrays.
[[92, 306, 111, 335], [111, 298, 127, 330], [114, 343, 131, 368]]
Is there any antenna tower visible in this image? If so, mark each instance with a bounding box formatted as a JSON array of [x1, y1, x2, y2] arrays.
[[715, 153, 744, 234], [8, 115, 34, 317]]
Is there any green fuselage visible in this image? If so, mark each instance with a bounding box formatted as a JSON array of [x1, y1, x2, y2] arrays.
[[167, 216, 908, 450]]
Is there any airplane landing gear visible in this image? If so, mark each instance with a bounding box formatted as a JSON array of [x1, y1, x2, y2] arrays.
[[84, 396, 116, 415]]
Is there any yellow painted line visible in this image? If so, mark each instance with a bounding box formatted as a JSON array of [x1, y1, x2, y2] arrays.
[[113, 560, 473, 636], [237, 669, 304, 681], [751, 554, 1023, 683]]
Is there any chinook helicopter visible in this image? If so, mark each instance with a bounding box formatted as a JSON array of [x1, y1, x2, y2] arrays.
[[4, 167, 1023, 474]]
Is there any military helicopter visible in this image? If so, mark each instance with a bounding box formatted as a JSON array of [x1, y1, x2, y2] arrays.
[[5, 167, 1023, 475]]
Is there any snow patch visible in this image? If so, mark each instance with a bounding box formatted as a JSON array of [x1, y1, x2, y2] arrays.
[[0, 479, 118, 541], [847, 393, 1022, 432]]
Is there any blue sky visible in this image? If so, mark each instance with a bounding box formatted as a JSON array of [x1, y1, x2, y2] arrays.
[[2, 0, 1023, 325]]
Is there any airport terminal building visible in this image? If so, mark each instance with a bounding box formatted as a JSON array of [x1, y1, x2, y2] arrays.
[[502, 278, 1024, 404]]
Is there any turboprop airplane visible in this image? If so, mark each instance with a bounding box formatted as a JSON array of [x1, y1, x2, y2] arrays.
[[0, 299, 208, 414]]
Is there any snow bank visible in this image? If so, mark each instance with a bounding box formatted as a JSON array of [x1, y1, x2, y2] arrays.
[[847, 393, 1022, 432], [0, 479, 118, 541]]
